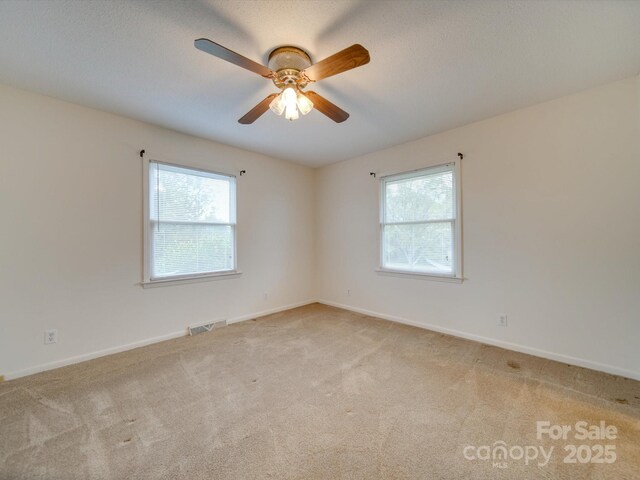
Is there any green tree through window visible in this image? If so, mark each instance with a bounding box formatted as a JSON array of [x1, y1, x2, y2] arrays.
[[381, 164, 458, 276], [148, 162, 236, 280]]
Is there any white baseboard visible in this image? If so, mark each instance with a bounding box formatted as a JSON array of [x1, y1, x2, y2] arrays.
[[318, 299, 640, 382], [4, 299, 317, 381], [4, 330, 186, 381]]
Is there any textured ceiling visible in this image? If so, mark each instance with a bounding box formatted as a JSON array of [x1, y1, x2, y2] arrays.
[[0, 0, 639, 167]]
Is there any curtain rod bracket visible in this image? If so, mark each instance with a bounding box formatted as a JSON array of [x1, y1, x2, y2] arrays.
[[457, 152, 463, 160], [240, 170, 246, 176], [140, 149, 145, 158], [370, 172, 376, 178]]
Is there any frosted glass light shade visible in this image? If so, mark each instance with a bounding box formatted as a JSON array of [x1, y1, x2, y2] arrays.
[[283, 87, 300, 120], [285, 104, 299, 121], [269, 93, 285, 116], [296, 92, 313, 115], [282, 87, 297, 110]]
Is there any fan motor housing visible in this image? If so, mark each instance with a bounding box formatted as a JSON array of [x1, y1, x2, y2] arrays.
[[268, 46, 312, 88]]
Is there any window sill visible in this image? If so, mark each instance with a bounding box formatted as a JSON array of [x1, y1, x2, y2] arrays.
[[375, 268, 464, 283], [141, 270, 242, 288]]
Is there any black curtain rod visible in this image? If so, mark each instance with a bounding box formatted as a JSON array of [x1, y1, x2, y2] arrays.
[[370, 152, 463, 178]]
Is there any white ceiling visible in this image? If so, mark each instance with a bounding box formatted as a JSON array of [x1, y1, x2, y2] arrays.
[[0, 1, 639, 167]]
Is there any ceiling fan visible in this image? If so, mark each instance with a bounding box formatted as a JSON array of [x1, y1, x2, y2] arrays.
[[194, 39, 370, 124]]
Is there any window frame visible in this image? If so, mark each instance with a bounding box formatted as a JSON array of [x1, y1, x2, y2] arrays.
[[378, 160, 463, 281], [142, 157, 239, 287]]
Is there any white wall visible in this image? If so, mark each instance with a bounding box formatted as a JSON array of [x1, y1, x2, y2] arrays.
[[2, 76, 639, 382], [316, 76, 640, 380], [0, 84, 316, 379]]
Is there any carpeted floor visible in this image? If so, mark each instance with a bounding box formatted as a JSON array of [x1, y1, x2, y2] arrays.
[[1, 303, 639, 479]]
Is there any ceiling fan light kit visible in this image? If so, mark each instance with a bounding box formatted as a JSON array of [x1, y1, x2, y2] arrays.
[[194, 39, 370, 124], [268, 85, 313, 121]]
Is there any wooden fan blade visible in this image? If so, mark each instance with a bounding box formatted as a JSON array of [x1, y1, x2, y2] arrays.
[[195, 38, 274, 78], [303, 91, 349, 123], [302, 44, 369, 82], [238, 94, 278, 124]]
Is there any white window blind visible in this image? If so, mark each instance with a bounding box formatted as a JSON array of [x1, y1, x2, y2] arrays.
[[148, 161, 236, 281], [380, 164, 459, 277]]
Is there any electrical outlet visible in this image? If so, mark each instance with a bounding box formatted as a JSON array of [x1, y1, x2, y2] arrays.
[[44, 329, 58, 344], [498, 315, 508, 327]]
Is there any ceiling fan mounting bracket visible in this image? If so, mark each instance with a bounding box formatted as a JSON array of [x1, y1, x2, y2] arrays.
[[268, 46, 312, 89]]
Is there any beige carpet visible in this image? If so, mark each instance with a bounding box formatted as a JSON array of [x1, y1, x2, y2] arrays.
[[1, 304, 639, 479]]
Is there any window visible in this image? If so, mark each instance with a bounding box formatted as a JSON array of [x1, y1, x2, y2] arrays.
[[145, 161, 236, 283], [380, 162, 461, 278]]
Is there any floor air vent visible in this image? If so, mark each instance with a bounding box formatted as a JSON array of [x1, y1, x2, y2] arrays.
[[188, 320, 227, 336]]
